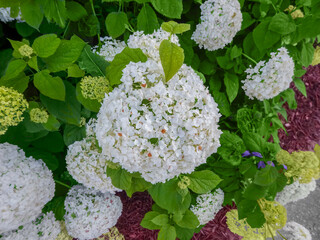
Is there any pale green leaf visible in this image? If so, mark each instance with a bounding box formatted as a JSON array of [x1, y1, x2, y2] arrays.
[[32, 34, 61, 58]]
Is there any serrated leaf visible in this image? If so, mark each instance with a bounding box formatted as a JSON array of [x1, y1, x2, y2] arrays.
[[160, 40, 184, 82], [253, 21, 280, 51], [42, 0, 67, 28], [20, 0, 43, 29], [175, 210, 199, 229], [1, 59, 26, 81], [151, 0, 183, 19], [34, 70, 66, 101], [105, 12, 128, 38], [107, 47, 147, 86], [141, 211, 162, 230], [106, 167, 132, 190], [254, 165, 278, 186], [68, 64, 85, 78], [151, 214, 169, 226], [63, 124, 86, 146], [28, 56, 39, 71], [66, 1, 87, 21], [32, 34, 61, 58], [0, 72, 29, 93], [137, 3, 159, 34], [294, 78, 307, 97], [187, 170, 222, 194], [269, 12, 296, 35], [161, 21, 190, 34], [224, 72, 239, 103], [158, 225, 176, 240]]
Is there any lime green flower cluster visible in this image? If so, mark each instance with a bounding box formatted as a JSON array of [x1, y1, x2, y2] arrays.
[[30, 108, 49, 124], [276, 149, 320, 183], [96, 227, 124, 240], [285, 5, 304, 19], [226, 199, 287, 239], [18, 44, 34, 58], [177, 176, 191, 189], [312, 46, 320, 66], [55, 222, 72, 240], [0, 86, 28, 135], [80, 76, 112, 102]]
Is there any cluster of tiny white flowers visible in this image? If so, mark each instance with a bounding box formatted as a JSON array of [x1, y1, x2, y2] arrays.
[[0, 8, 22, 23], [127, 29, 179, 61], [92, 36, 127, 62], [242, 47, 295, 101], [275, 179, 316, 206], [66, 120, 120, 194], [0, 143, 55, 234], [96, 59, 222, 184], [64, 185, 123, 240], [191, 0, 242, 51], [190, 189, 224, 226], [281, 221, 312, 240], [0, 212, 60, 240]]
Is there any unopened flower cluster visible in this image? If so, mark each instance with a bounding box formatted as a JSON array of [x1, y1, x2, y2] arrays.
[[93, 36, 126, 62], [0, 7, 22, 23], [1, 212, 60, 240], [242, 47, 295, 101], [80, 76, 112, 102], [0, 86, 28, 135], [285, 5, 304, 19], [190, 189, 224, 225], [30, 108, 49, 123], [96, 58, 222, 183], [276, 149, 320, 183], [281, 221, 312, 240], [64, 185, 123, 240], [96, 227, 125, 240], [191, 0, 242, 51], [66, 120, 120, 193], [55, 222, 72, 240], [276, 179, 316, 205], [0, 143, 55, 233], [19, 44, 33, 58]]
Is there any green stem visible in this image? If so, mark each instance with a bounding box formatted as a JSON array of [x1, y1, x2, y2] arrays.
[[54, 180, 71, 189], [89, 0, 101, 49], [241, 53, 258, 65], [271, 2, 279, 13], [62, 20, 70, 39], [277, 230, 288, 240]]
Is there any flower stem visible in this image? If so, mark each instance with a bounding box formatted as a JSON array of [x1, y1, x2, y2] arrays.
[[242, 53, 258, 65], [277, 230, 288, 240], [54, 180, 71, 189]]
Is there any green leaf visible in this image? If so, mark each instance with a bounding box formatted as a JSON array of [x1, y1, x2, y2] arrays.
[[269, 12, 296, 35], [0, 49, 13, 77], [63, 124, 86, 146], [254, 165, 279, 186], [106, 167, 132, 190], [107, 47, 147, 86], [246, 207, 266, 228], [8, 39, 25, 58], [301, 42, 314, 67], [42, 0, 67, 28], [25, 147, 59, 171], [40, 81, 81, 125], [67, 64, 85, 78], [291, 16, 320, 43], [281, 88, 297, 109], [243, 183, 268, 200], [293, 78, 307, 97], [43, 35, 85, 72], [42, 196, 66, 220], [151, 214, 169, 226], [31, 132, 64, 153], [66, 1, 87, 21], [161, 21, 190, 34], [241, 12, 255, 30], [253, 21, 281, 51], [1, 59, 26, 81], [126, 177, 152, 197], [175, 210, 199, 229], [148, 179, 191, 213], [175, 225, 195, 240], [224, 72, 239, 103], [78, 15, 100, 37], [151, 0, 183, 19], [42, 115, 61, 131], [34, 70, 66, 101], [160, 40, 184, 82], [15, 22, 35, 37], [237, 199, 258, 220], [75, 82, 101, 112], [20, 0, 43, 29], [243, 132, 264, 152], [230, 45, 242, 59], [137, 3, 159, 34], [105, 12, 128, 38], [28, 56, 39, 71], [78, 45, 108, 76], [210, 91, 231, 117], [32, 34, 61, 58], [187, 170, 222, 194], [158, 225, 176, 240], [141, 211, 163, 230], [0, 72, 29, 93]]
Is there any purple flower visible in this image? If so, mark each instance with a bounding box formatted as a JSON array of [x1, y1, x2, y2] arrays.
[[241, 150, 251, 157], [267, 161, 275, 167], [283, 164, 287, 170], [252, 152, 263, 158], [257, 161, 266, 169]]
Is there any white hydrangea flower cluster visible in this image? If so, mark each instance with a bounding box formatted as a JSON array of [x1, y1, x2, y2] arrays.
[[92, 36, 127, 62], [64, 185, 123, 240], [242, 47, 295, 101], [281, 221, 312, 240], [190, 189, 224, 226], [66, 119, 120, 193], [0, 212, 60, 240], [0, 8, 22, 23], [0, 143, 55, 234], [191, 0, 242, 51], [127, 29, 179, 61], [96, 58, 222, 184], [275, 179, 316, 206]]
